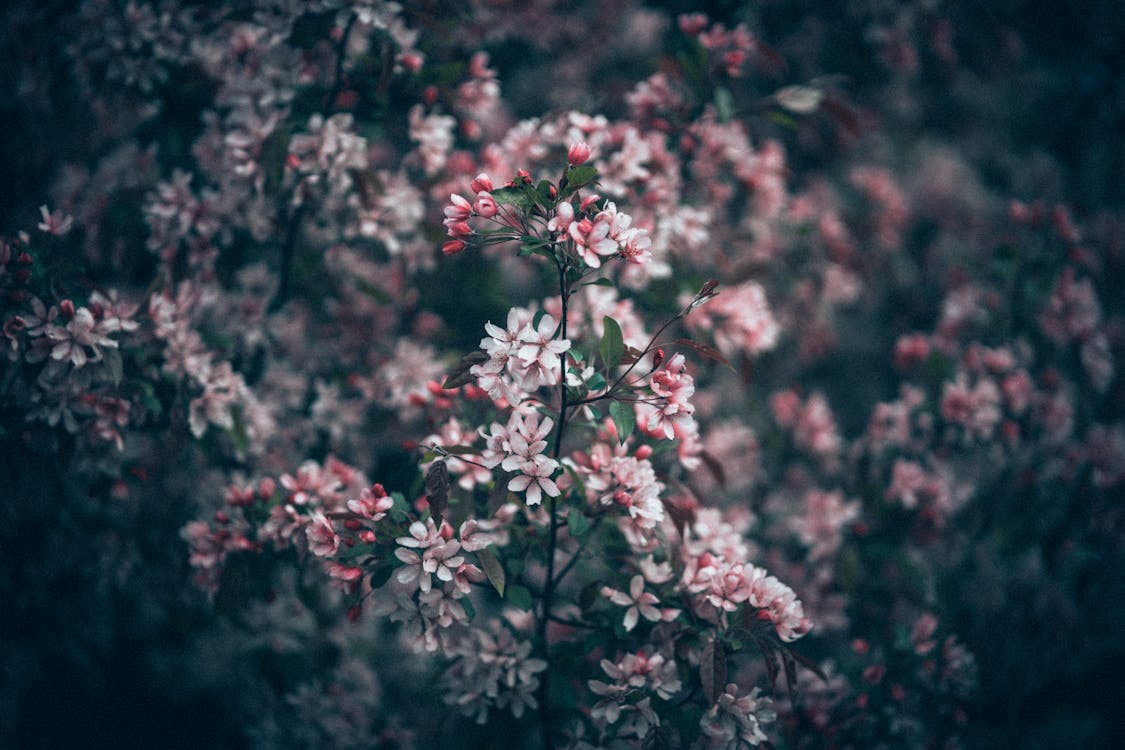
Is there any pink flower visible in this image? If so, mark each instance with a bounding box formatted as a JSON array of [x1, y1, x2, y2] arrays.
[[603, 574, 677, 631], [306, 511, 339, 557], [568, 141, 592, 166], [507, 454, 560, 506]]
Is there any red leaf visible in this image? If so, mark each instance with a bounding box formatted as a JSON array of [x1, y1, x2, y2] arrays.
[[673, 338, 736, 372]]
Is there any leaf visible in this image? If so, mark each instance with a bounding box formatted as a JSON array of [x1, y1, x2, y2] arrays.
[[434, 444, 480, 456], [599, 315, 624, 370], [565, 164, 598, 191], [443, 350, 489, 389], [774, 85, 824, 114], [567, 507, 590, 537], [532, 308, 548, 332], [700, 637, 727, 704], [476, 546, 506, 597], [714, 86, 735, 122], [425, 460, 450, 525], [506, 584, 533, 611], [582, 277, 615, 288], [673, 338, 735, 372], [699, 450, 727, 488], [784, 646, 829, 684], [609, 400, 635, 445], [760, 639, 781, 692], [490, 186, 532, 210], [103, 347, 124, 387], [782, 650, 799, 705], [619, 345, 645, 365], [368, 562, 395, 590]]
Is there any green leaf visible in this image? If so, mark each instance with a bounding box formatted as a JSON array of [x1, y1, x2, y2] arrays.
[[609, 400, 635, 444], [566, 164, 598, 191], [599, 315, 624, 370], [582, 277, 615, 288], [714, 86, 734, 122], [507, 584, 533, 611], [476, 546, 506, 597], [490, 186, 532, 210], [567, 507, 590, 537], [532, 308, 548, 332], [368, 562, 395, 590]]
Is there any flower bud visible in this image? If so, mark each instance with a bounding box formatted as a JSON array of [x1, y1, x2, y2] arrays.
[[568, 142, 592, 166], [469, 173, 493, 193], [474, 191, 498, 218], [59, 299, 75, 320], [442, 240, 467, 256]]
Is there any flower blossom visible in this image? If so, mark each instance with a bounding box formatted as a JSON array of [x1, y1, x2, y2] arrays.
[[602, 574, 679, 631]]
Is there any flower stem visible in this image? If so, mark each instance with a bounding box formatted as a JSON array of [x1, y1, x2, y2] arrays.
[[537, 259, 571, 750]]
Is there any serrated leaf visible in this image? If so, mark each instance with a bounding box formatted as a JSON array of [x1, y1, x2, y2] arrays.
[[567, 507, 590, 537], [673, 338, 735, 372], [599, 315, 624, 370], [507, 584, 533, 611], [476, 546, 506, 597], [700, 637, 727, 704], [442, 350, 489, 389], [425, 460, 450, 525], [609, 400, 635, 445]]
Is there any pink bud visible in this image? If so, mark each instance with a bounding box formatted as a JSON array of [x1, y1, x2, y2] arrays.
[[568, 142, 592, 166], [473, 191, 498, 218], [59, 299, 75, 320], [399, 51, 423, 73], [444, 194, 472, 221], [470, 173, 493, 193], [442, 240, 466, 256]]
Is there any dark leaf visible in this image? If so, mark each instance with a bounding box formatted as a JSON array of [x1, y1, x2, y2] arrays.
[[583, 277, 615, 288], [619, 345, 645, 365], [609, 400, 635, 444], [103, 347, 124, 387], [599, 315, 624, 369], [759, 638, 780, 692], [673, 338, 735, 372], [443, 350, 489, 389], [532, 308, 548, 332], [699, 450, 727, 488], [476, 546, 506, 597], [785, 646, 829, 684], [700, 637, 727, 704], [506, 584, 533, 611], [425, 460, 450, 525], [565, 164, 598, 190], [567, 506, 590, 537], [368, 562, 395, 590], [782, 650, 799, 705]]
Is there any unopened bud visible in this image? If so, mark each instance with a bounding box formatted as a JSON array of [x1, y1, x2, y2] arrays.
[[568, 142, 592, 166]]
